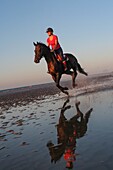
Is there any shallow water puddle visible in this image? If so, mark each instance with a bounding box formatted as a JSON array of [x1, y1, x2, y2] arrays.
[[0, 90, 113, 170]]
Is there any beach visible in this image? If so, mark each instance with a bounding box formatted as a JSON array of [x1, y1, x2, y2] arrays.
[[0, 72, 113, 170]]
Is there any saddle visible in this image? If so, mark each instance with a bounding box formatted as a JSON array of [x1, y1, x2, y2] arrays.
[[56, 54, 67, 62], [51, 52, 68, 71], [56, 54, 68, 71]]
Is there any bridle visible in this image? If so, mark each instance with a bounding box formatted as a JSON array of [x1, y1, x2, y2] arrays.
[[35, 44, 43, 63]]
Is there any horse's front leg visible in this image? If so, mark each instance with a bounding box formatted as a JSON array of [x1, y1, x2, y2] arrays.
[[54, 73, 69, 95]]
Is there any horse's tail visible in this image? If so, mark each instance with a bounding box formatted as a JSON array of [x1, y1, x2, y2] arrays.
[[65, 53, 88, 76], [77, 62, 88, 76]]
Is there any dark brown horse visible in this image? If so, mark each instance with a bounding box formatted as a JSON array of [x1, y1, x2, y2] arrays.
[[33, 42, 88, 95]]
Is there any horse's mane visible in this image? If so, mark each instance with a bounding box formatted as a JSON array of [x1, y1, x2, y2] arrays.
[[37, 41, 58, 64], [37, 42, 50, 51]]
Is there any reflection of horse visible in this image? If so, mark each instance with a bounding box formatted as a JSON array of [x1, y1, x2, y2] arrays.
[[33, 42, 87, 95], [47, 99, 93, 169]]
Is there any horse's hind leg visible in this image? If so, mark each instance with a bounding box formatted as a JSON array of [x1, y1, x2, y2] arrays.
[[71, 70, 77, 88], [65, 70, 77, 88]]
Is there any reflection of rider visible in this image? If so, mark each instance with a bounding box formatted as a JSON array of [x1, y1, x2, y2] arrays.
[[63, 132, 76, 169], [46, 27, 67, 71]]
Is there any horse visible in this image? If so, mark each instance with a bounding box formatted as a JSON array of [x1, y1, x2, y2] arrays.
[[33, 42, 88, 95]]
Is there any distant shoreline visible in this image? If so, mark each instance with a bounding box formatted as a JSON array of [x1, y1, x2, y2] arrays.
[[0, 72, 113, 109], [1, 72, 113, 93]]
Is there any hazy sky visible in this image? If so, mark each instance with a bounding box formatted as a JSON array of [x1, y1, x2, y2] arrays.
[[0, 0, 113, 90]]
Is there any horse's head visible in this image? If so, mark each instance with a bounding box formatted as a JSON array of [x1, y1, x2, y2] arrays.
[[33, 42, 43, 63]]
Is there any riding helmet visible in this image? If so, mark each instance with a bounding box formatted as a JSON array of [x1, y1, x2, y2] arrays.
[[46, 27, 53, 33]]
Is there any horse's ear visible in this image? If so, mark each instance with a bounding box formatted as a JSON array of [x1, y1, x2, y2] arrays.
[[33, 42, 37, 46], [37, 42, 39, 45]]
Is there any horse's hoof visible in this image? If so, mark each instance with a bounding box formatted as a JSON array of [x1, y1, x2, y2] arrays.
[[64, 87, 68, 90], [65, 91, 69, 95], [63, 91, 69, 95], [47, 71, 50, 74], [85, 72, 88, 76], [75, 101, 80, 106], [73, 84, 77, 88]]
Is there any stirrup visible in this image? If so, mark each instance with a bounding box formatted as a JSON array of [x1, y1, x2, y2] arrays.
[[63, 61, 67, 71], [64, 67, 67, 71]]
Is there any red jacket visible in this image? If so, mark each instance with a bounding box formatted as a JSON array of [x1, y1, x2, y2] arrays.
[[47, 35, 61, 50]]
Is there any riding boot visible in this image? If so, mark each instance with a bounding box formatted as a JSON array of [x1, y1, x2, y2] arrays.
[[63, 61, 67, 71]]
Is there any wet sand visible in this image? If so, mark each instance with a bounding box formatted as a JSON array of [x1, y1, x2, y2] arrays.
[[0, 72, 113, 170], [0, 72, 113, 110]]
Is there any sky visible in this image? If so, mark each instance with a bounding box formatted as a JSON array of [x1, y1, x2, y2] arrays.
[[0, 0, 113, 90]]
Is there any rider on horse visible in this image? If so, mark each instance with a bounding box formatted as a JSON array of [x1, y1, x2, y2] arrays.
[[46, 27, 67, 71]]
